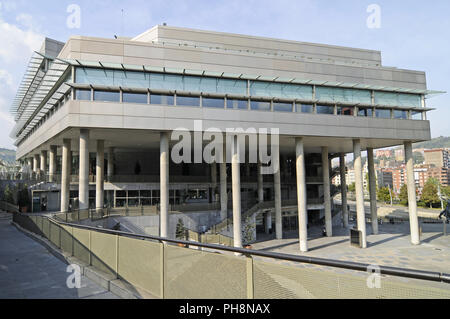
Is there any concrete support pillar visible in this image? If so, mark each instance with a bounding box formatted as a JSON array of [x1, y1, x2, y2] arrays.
[[79, 129, 90, 210], [231, 135, 242, 248], [265, 213, 272, 234], [220, 142, 228, 221], [405, 141, 420, 245], [296, 138, 308, 252], [353, 139, 367, 248], [34, 154, 40, 179], [211, 162, 217, 201], [367, 148, 378, 235], [49, 146, 57, 183], [257, 161, 264, 203], [160, 132, 169, 238], [40, 150, 47, 181], [339, 153, 349, 228], [274, 143, 282, 240], [61, 139, 71, 212], [322, 147, 332, 237], [96, 140, 105, 210], [107, 147, 114, 181]]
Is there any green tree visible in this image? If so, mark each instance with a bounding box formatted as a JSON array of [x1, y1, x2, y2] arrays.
[[175, 219, 186, 239], [420, 179, 441, 208], [348, 182, 356, 193], [17, 184, 30, 210], [377, 187, 391, 203], [3, 185, 15, 204], [399, 184, 409, 206]]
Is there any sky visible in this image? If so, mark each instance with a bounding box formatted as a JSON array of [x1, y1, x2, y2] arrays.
[[0, 0, 448, 150]]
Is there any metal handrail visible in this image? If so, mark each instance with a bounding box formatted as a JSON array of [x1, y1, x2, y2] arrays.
[[49, 215, 450, 284]]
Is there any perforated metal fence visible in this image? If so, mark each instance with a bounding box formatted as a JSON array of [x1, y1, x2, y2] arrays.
[[12, 212, 450, 299]]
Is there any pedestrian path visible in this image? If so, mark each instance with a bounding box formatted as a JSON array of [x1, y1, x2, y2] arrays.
[[0, 213, 118, 299]]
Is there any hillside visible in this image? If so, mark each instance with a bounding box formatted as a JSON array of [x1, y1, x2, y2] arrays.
[[413, 136, 450, 150], [0, 148, 17, 165]]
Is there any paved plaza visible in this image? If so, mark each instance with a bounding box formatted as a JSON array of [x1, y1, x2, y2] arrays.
[[253, 221, 450, 274], [0, 212, 118, 299]]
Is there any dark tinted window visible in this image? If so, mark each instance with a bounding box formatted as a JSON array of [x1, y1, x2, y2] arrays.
[[177, 96, 200, 107], [123, 92, 148, 104], [316, 105, 334, 115], [203, 97, 224, 108], [250, 100, 271, 111], [273, 102, 293, 112], [94, 90, 120, 102], [296, 104, 313, 113], [76, 89, 91, 101], [227, 99, 248, 110], [150, 94, 174, 105]]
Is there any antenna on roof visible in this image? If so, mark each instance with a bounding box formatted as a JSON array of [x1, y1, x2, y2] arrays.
[[121, 9, 124, 36]]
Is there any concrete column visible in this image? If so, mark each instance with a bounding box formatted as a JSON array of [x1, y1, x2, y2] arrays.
[[61, 139, 71, 212], [353, 139, 367, 248], [27, 158, 33, 180], [220, 142, 228, 220], [40, 150, 47, 181], [296, 138, 308, 252], [339, 153, 349, 228], [367, 148, 378, 235], [274, 143, 282, 240], [96, 140, 105, 210], [257, 161, 264, 203], [49, 146, 57, 183], [265, 213, 272, 234], [160, 132, 169, 238], [107, 147, 115, 181], [231, 135, 242, 248], [322, 147, 332, 237], [34, 154, 40, 179], [211, 162, 217, 201], [405, 141, 420, 245], [79, 129, 89, 210]]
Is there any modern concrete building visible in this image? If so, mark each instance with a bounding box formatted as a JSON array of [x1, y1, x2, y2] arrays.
[[424, 148, 450, 169], [10, 25, 440, 251]]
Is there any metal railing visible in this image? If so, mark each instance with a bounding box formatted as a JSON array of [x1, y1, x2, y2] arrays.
[[12, 212, 450, 299], [0, 201, 20, 213]]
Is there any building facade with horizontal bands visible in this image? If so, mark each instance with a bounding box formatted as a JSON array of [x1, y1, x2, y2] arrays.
[[10, 25, 442, 251]]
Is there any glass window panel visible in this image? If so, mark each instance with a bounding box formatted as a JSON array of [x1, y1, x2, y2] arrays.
[[398, 93, 421, 107], [393, 110, 407, 119], [296, 104, 313, 113], [281, 84, 313, 99], [123, 92, 148, 104], [357, 108, 373, 117], [316, 104, 334, 115], [140, 190, 151, 197], [184, 76, 202, 92], [93, 90, 120, 102], [177, 95, 200, 107], [337, 106, 354, 116], [150, 94, 174, 105], [273, 102, 293, 112], [227, 99, 248, 110], [375, 108, 391, 119], [218, 79, 247, 95], [150, 73, 183, 91], [202, 97, 224, 108], [250, 100, 271, 111], [198, 77, 218, 93], [75, 68, 115, 85], [76, 89, 91, 101], [316, 87, 335, 102], [115, 70, 149, 88], [411, 111, 422, 120]]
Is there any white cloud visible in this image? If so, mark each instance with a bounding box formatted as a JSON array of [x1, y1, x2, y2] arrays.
[[0, 17, 44, 63], [0, 69, 13, 89]]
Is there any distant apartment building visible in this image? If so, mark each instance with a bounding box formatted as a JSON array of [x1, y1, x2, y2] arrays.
[[424, 149, 449, 168], [377, 169, 393, 189], [376, 149, 393, 158], [395, 149, 405, 162]]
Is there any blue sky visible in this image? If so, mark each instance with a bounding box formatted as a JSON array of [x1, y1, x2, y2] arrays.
[[0, 0, 448, 150]]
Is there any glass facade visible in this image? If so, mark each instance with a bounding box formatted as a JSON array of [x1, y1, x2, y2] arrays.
[[375, 109, 391, 119], [123, 92, 148, 104], [94, 90, 120, 102], [150, 94, 174, 105], [76, 89, 91, 101], [251, 100, 271, 111], [202, 97, 225, 108], [227, 99, 248, 110], [72, 67, 425, 120], [273, 102, 293, 112], [316, 105, 334, 115]]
